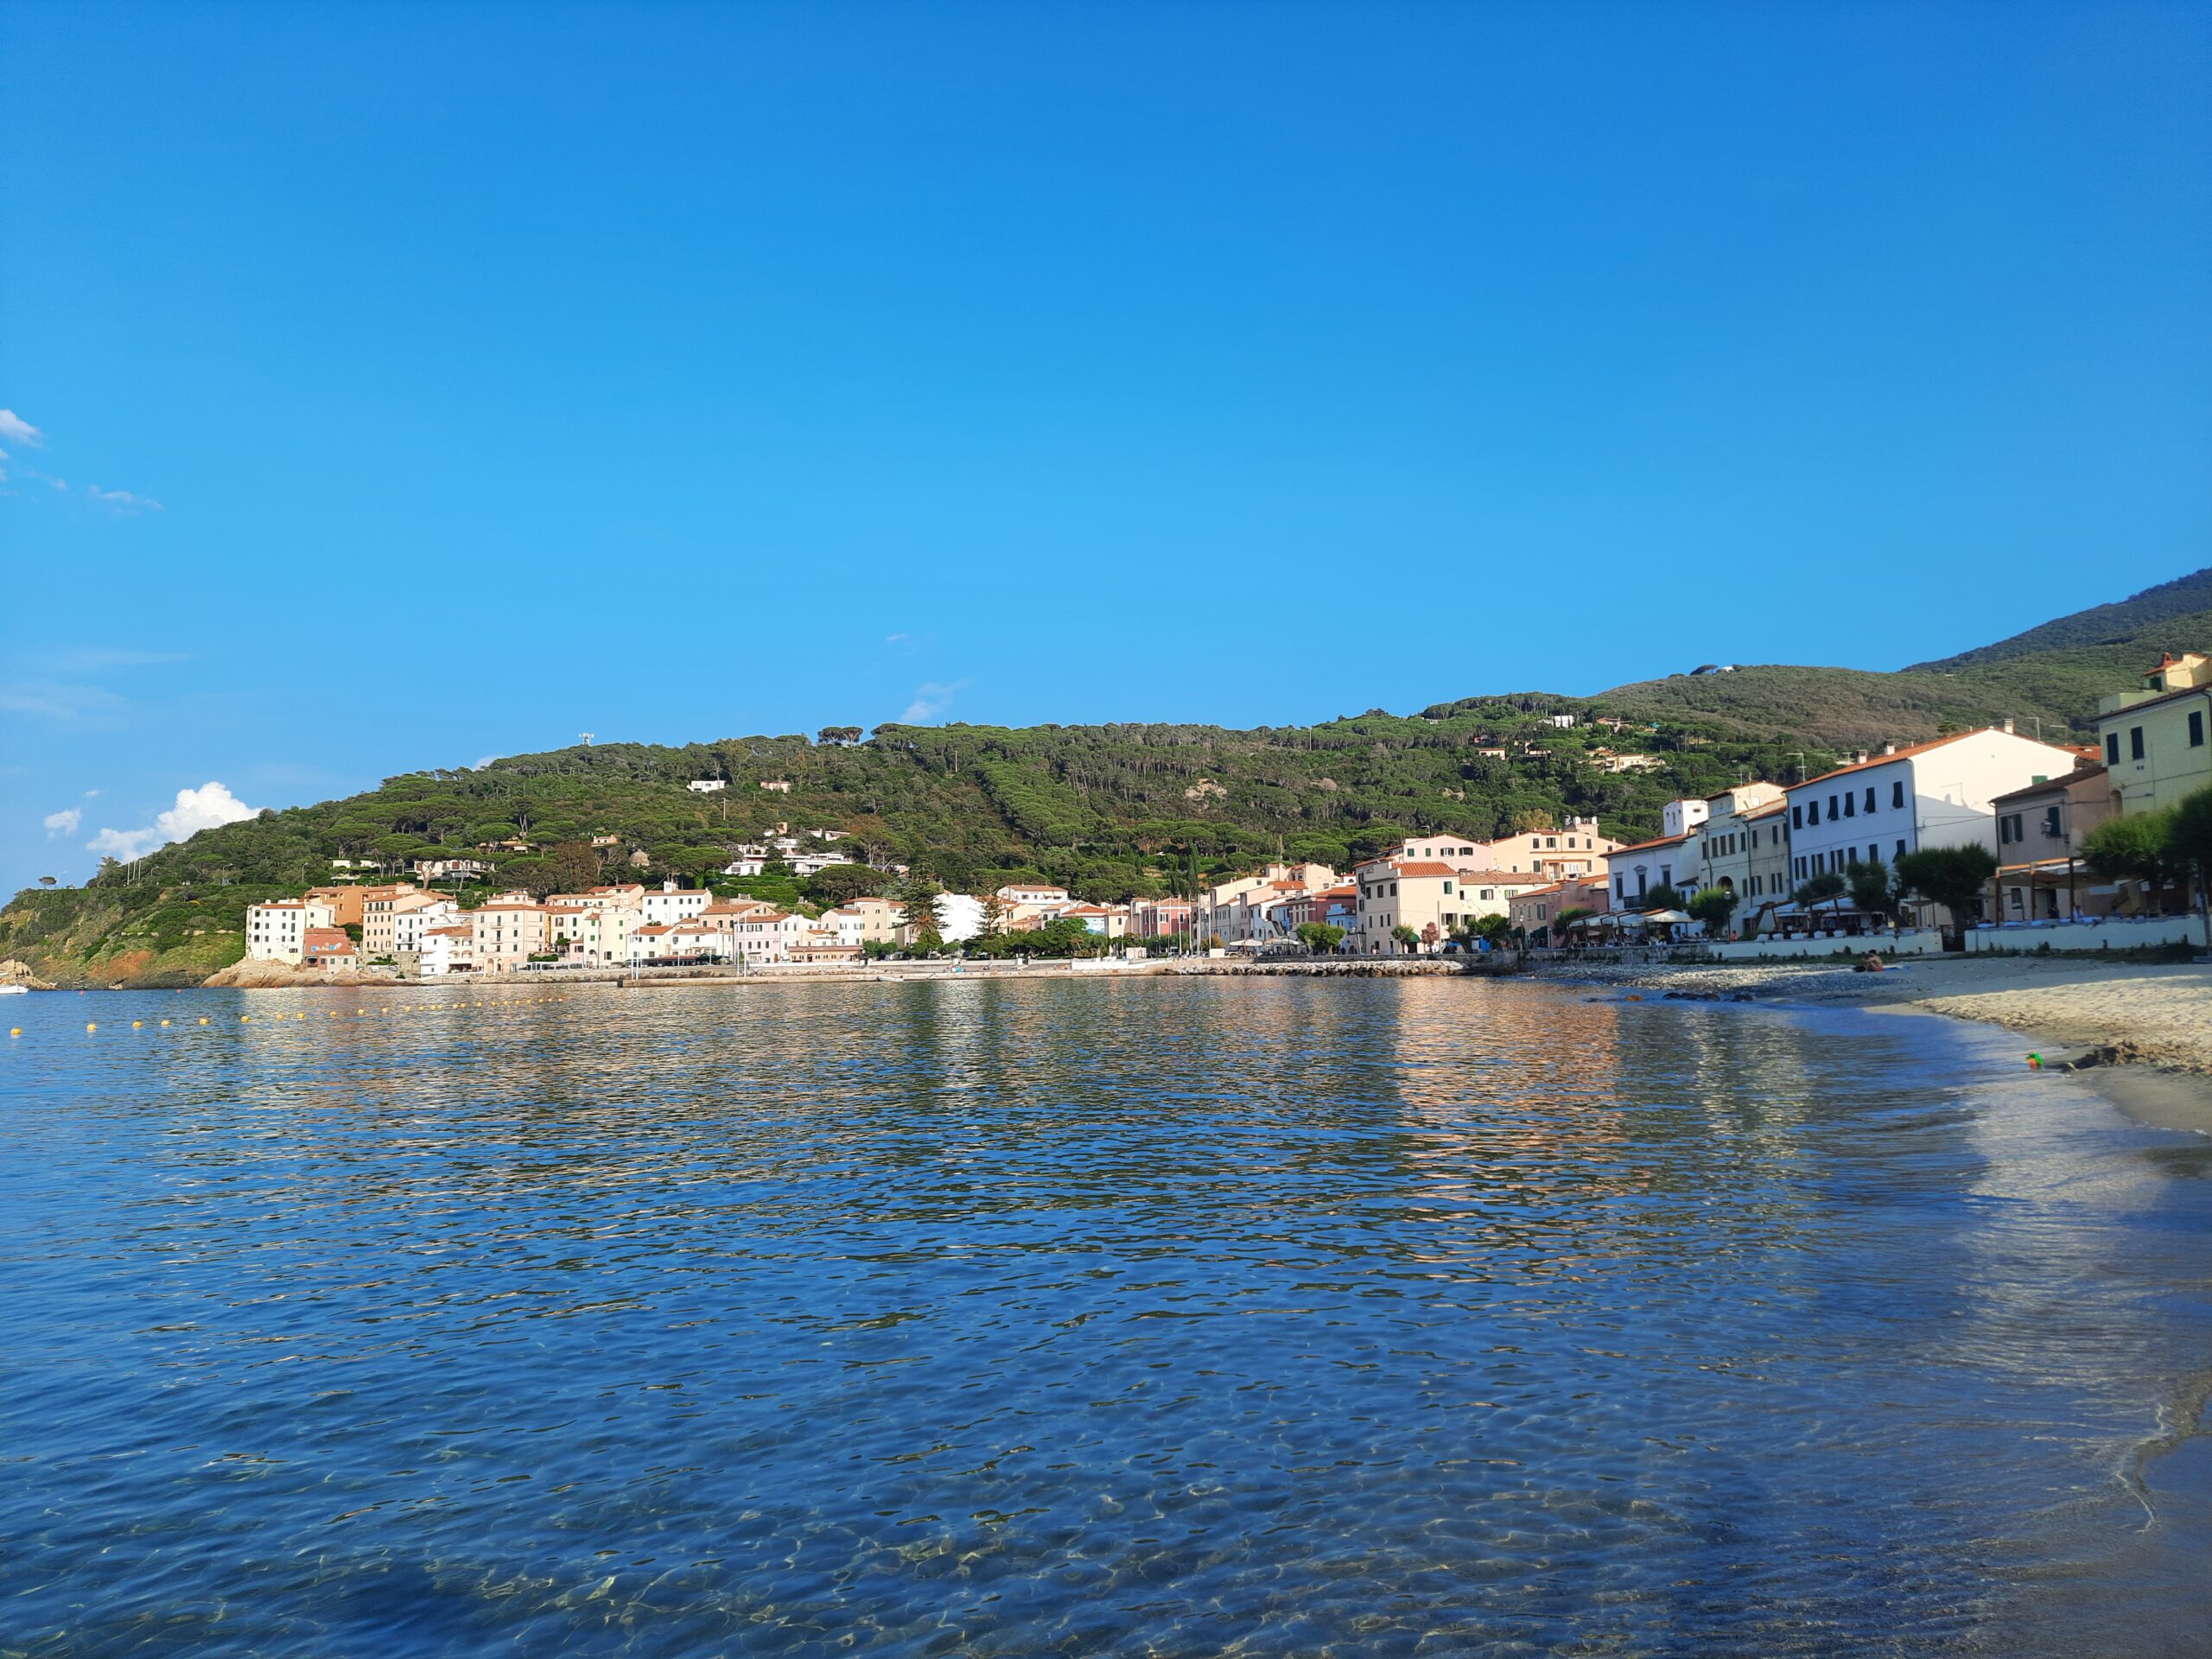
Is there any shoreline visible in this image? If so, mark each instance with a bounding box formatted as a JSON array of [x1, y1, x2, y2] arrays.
[[1516, 953, 2212, 1136]]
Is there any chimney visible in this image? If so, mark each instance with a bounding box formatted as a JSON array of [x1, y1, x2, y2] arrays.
[[1882, 740, 1897, 756], [2001, 717, 2014, 734]]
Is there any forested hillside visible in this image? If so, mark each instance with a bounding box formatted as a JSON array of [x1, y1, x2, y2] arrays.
[[4, 568, 2204, 985], [1591, 567, 2212, 744]]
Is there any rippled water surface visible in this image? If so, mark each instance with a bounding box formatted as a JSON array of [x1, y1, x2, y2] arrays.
[[3, 976, 2209, 1656]]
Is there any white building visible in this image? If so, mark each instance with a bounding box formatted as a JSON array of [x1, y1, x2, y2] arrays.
[[686, 779, 726, 793], [995, 881, 1070, 909], [417, 924, 474, 976], [1605, 834, 1693, 909], [1660, 798, 1711, 839], [786, 851, 852, 876], [934, 893, 985, 943], [548, 905, 633, 967], [640, 882, 712, 926], [245, 899, 337, 963], [390, 896, 461, 957], [1783, 729, 2084, 902]]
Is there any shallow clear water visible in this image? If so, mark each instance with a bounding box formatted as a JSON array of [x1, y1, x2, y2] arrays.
[[2, 976, 2208, 1656]]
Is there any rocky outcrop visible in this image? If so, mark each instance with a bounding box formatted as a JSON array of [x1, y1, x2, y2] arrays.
[[0, 958, 56, 990], [201, 959, 403, 989]]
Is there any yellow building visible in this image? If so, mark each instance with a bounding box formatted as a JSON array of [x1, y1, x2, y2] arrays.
[[2095, 652, 2211, 815]]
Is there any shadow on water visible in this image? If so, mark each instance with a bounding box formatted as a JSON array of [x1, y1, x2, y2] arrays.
[[0, 976, 2207, 1656]]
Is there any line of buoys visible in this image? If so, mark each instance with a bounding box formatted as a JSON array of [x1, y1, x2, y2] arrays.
[[13, 988, 593, 1039]]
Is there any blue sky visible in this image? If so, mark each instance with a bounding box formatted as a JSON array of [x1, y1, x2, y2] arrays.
[[3, 1, 2208, 893]]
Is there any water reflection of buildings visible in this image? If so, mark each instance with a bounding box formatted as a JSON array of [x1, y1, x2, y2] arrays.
[[1368, 981, 1866, 1276]]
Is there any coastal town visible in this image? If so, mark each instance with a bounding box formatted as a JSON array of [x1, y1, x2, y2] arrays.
[[240, 650, 2212, 978]]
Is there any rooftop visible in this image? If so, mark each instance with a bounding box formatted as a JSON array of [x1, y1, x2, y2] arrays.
[[1988, 764, 2108, 804]]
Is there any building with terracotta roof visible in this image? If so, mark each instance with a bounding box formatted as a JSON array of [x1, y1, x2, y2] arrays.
[[364, 889, 454, 960], [1059, 903, 1129, 939], [388, 894, 461, 960], [1991, 764, 2118, 923], [302, 927, 358, 970], [1509, 874, 1611, 945], [1781, 728, 2084, 918], [469, 900, 551, 973], [245, 898, 338, 963], [1351, 859, 1534, 955]]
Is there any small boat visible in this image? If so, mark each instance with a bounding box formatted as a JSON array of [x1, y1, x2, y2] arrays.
[[0, 984, 28, 995]]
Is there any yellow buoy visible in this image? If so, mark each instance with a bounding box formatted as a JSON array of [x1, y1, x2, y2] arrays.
[[86, 1022, 98, 1031], [8, 1028, 18, 1038], [198, 1017, 209, 1025], [133, 1020, 143, 1028], [296, 1013, 306, 1020], [241, 1014, 251, 1022], [161, 1020, 171, 1027]]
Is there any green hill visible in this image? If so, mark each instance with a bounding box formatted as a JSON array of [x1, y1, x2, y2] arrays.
[[1588, 567, 2212, 747], [4, 566, 2205, 986]]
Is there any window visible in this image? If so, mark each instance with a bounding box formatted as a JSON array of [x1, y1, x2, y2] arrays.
[[1844, 793, 1855, 818], [1999, 814, 2018, 844], [2130, 727, 2145, 760], [1865, 786, 1877, 812], [1895, 839, 1907, 861], [1792, 804, 1803, 829], [1807, 801, 1820, 824], [1892, 780, 1905, 810], [2192, 711, 2205, 748], [2105, 733, 2121, 765]]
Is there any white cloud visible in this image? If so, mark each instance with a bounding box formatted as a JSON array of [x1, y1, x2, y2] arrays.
[[86, 781, 257, 861], [0, 410, 44, 447], [43, 807, 81, 837], [86, 484, 163, 512], [901, 679, 971, 722], [474, 753, 500, 769], [885, 632, 908, 645]]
